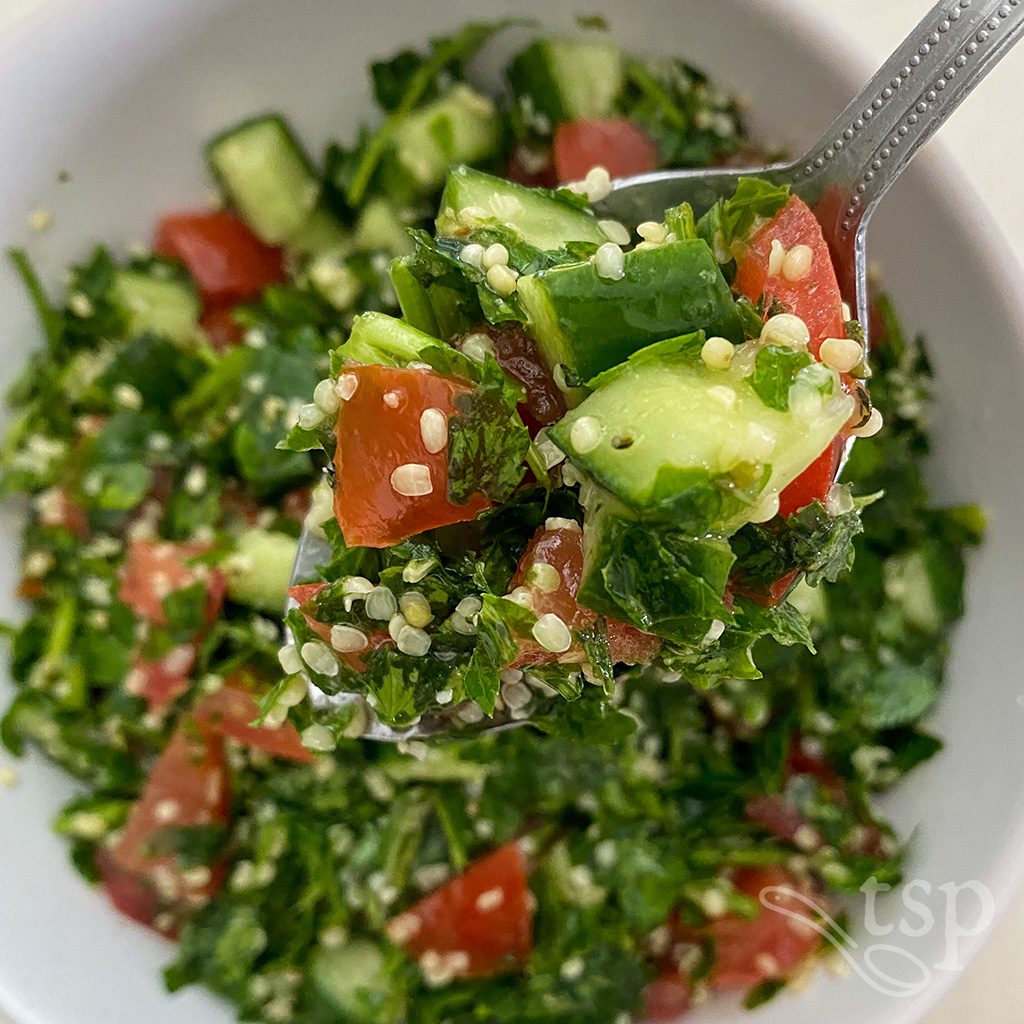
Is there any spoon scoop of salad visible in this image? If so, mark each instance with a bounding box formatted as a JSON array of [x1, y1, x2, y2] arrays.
[[287, 0, 1023, 742]]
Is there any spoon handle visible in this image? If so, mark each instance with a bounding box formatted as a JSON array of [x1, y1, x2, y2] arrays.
[[793, 0, 1024, 316]]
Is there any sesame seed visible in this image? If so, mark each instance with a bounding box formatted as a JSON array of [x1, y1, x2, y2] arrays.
[[560, 956, 585, 980], [154, 799, 180, 824], [184, 465, 207, 496], [485, 263, 518, 295], [343, 576, 375, 596], [399, 591, 433, 628], [112, 383, 142, 409], [276, 675, 309, 708], [330, 624, 368, 653], [526, 562, 560, 593], [301, 641, 339, 677], [475, 887, 505, 912], [388, 613, 408, 642], [396, 624, 431, 656], [334, 373, 359, 401], [532, 612, 572, 653], [459, 242, 485, 268], [278, 644, 302, 675], [313, 378, 340, 415], [436, 687, 454, 705], [598, 219, 631, 245], [583, 165, 612, 203], [637, 221, 667, 244], [767, 238, 786, 277], [569, 415, 602, 454], [300, 724, 336, 752], [390, 463, 432, 497], [593, 242, 625, 281], [480, 243, 509, 269], [507, 586, 534, 610], [382, 389, 403, 409], [419, 408, 448, 454], [365, 586, 398, 620], [761, 313, 811, 349], [782, 244, 814, 282], [298, 403, 324, 430], [850, 407, 883, 438], [701, 335, 734, 370], [819, 336, 863, 373]]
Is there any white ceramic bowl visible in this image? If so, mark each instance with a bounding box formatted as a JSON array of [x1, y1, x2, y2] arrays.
[[1, 2, 1023, 1023]]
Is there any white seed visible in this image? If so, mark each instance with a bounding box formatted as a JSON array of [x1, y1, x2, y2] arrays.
[[263, 703, 289, 728], [390, 463, 432, 497], [277, 674, 309, 708], [767, 238, 786, 277], [583, 165, 612, 203], [593, 242, 625, 281], [793, 824, 821, 851], [459, 243, 485, 269], [527, 562, 561, 593], [501, 680, 532, 710], [365, 587, 398, 620], [475, 887, 506, 912], [301, 724, 336, 753], [387, 913, 422, 944], [313, 378, 340, 415], [560, 956, 585, 981], [69, 293, 94, 318], [782, 244, 814, 282], [402, 558, 437, 583], [331, 624, 368, 653], [397, 625, 431, 656], [761, 313, 811, 349], [545, 517, 580, 532], [334, 373, 359, 401], [436, 688, 454, 705], [701, 336, 735, 370], [485, 263, 518, 296], [383, 390, 403, 409], [298, 403, 325, 430], [507, 586, 534, 610], [451, 612, 477, 635], [532, 612, 572, 653], [342, 576, 375, 597], [399, 591, 433, 628], [302, 641, 339, 677], [842, 301, 853, 321], [850, 407, 883, 438], [162, 645, 194, 675], [343, 703, 368, 738], [569, 415, 602, 454], [461, 332, 494, 363], [184, 464, 207, 496], [458, 701, 485, 724], [598, 219, 631, 245], [455, 595, 482, 619], [113, 383, 142, 410], [388, 614, 408, 642], [819, 336, 863, 374], [480, 243, 509, 269], [154, 799, 180, 824], [419, 408, 448, 454], [636, 220, 667, 244]]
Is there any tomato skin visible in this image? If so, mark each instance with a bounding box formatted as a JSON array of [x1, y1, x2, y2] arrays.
[[333, 364, 491, 548], [504, 145, 558, 189], [195, 679, 314, 764], [389, 843, 533, 978], [553, 119, 658, 183], [100, 721, 229, 934], [777, 434, 844, 519], [642, 974, 692, 1021], [118, 540, 226, 626], [734, 195, 845, 354], [200, 307, 247, 351], [126, 646, 197, 712], [509, 524, 661, 667], [154, 211, 286, 311]]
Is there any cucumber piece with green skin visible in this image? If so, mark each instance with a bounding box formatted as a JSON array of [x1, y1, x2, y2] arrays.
[[355, 198, 414, 256], [207, 115, 321, 245], [436, 166, 607, 252], [517, 239, 743, 386], [508, 38, 624, 123], [393, 85, 501, 191], [312, 940, 405, 1024], [336, 310, 444, 367], [225, 528, 299, 613], [112, 271, 200, 346], [548, 350, 854, 528]]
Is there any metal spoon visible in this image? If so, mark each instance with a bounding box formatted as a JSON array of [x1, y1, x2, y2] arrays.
[[288, 0, 1024, 742]]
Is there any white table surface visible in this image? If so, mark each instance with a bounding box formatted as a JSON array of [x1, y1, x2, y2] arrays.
[[0, 1, 1022, 1022]]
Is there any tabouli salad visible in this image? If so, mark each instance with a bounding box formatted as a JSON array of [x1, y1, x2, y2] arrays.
[[0, 21, 981, 1024]]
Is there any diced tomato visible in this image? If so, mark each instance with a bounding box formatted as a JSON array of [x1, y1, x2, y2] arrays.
[[99, 720, 229, 934], [504, 145, 558, 189], [388, 843, 533, 978], [287, 582, 390, 671], [674, 867, 822, 990], [200, 307, 247, 351], [118, 540, 226, 626], [154, 211, 286, 311], [777, 434, 844, 519], [36, 487, 90, 540], [126, 645, 198, 712], [642, 974, 692, 1021], [16, 578, 46, 600], [195, 678, 314, 764], [333, 364, 491, 548], [553, 119, 658, 183], [744, 794, 818, 847], [509, 524, 661, 667], [464, 325, 567, 433], [734, 195, 845, 354]]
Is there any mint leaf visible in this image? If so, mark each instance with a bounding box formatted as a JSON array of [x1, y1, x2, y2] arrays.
[[464, 595, 536, 713], [750, 344, 812, 412]]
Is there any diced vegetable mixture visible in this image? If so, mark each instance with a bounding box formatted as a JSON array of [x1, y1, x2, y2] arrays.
[[0, 20, 981, 1024]]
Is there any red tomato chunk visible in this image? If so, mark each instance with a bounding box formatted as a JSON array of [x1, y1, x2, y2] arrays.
[[118, 540, 226, 627], [332, 364, 490, 548], [387, 843, 534, 979], [154, 211, 286, 311], [553, 119, 658, 183]]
